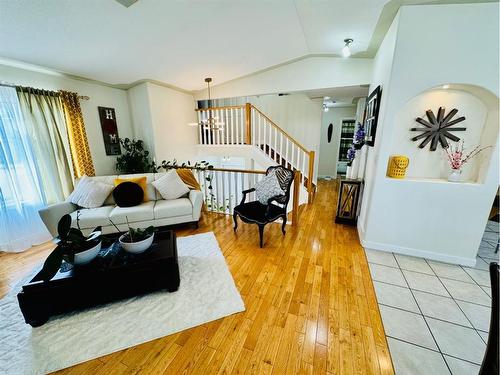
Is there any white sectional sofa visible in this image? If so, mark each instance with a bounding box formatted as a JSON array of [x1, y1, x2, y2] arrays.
[[39, 173, 204, 237]]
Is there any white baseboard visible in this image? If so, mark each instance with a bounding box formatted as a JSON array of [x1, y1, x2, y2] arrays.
[[358, 237, 477, 267]]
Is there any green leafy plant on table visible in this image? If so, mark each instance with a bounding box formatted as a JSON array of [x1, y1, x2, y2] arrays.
[[33, 213, 102, 282]]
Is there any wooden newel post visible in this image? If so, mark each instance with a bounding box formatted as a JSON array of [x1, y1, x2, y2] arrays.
[[307, 151, 315, 203], [245, 103, 252, 145], [292, 171, 300, 226]]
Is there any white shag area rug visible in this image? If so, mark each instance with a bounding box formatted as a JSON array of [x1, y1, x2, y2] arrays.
[[0, 232, 245, 375]]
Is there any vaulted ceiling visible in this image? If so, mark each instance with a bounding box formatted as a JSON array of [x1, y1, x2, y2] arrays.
[[0, 0, 474, 91]]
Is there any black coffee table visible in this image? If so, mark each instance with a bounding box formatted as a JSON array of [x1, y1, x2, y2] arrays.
[[17, 230, 180, 327]]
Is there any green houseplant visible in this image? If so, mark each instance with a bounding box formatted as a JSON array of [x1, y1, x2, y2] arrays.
[[32, 214, 102, 282], [115, 138, 156, 173], [109, 218, 155, 254]]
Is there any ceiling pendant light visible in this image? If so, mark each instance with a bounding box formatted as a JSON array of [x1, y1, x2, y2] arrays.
[[188, 77, 225, 130], [342, 38, 353, 58]]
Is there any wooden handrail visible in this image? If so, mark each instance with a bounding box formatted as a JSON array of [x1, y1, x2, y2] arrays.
[[307, 151, 315, 203], [245, 102, 252, 145], [195, 105, 245, 112], [251, 105, 309, 153], [174, 166, 266, 175]]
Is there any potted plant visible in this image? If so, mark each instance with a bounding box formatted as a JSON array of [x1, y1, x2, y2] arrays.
[[109, 218, 155, 254], [32, 213, 102, 282], [115, 138, 156, 173]]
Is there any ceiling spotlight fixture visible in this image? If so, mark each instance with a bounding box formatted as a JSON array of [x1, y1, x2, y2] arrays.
[[342, 38, 354, 58], [188, 77, 224, 130], [323, 103, 330, 112]]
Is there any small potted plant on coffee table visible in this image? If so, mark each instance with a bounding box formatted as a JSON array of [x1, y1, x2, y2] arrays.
[[109, 218, 155, 254], [33, 213, 102, 282]]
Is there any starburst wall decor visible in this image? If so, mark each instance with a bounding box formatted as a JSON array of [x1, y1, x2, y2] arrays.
[[410, 107, 466, 151]]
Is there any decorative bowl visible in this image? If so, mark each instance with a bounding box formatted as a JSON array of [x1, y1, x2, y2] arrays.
[[73, 241, 102, 265], [119, 233, 155, 254]]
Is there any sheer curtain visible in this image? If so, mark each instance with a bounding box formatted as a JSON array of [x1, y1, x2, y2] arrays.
[[0, 86, 51, 252]]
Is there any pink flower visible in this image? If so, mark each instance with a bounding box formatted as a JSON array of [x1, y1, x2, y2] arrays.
[[445, 141, 491, 170]]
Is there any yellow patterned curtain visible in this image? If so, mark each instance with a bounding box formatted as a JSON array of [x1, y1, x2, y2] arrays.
[[59, 91, 95, 177]]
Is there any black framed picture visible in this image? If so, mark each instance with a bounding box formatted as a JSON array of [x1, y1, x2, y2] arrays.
[[98, 106, 121, 155], [364, 85, 382, 147]]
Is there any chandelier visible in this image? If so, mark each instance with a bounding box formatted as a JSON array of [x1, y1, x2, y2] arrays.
[[189, 77, 224, 130]]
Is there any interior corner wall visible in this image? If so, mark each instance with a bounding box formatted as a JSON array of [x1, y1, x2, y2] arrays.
[[358, 3, 500, 265], [193, 56, 373, 100], [143, 82, 198, 164], [127, 82, 155, 156], [318, 106, 356, 177], [0, 64, 134, 176]]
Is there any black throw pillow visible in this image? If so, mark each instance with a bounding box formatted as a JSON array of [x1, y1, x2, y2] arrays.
[[113, 182, 144, 207]]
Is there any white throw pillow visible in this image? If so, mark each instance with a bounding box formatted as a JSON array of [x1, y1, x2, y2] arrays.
[[67, 176, 114, 209], [255, 170, 285, 205], [152, 170, 190, 200]]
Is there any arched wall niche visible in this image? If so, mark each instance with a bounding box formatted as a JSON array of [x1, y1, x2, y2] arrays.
[[388, 84, 499, 183]]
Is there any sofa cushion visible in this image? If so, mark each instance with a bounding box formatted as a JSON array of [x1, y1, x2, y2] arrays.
[[152, 170, 190, 200], [109, 201, 155, 224], [154, 198, 192, 219], [74, 175, 117, 205], [118, 173, 157, 201], [70, 206, 114, 229], [67, 176, 114, 209], [113, 182, 144, 207]]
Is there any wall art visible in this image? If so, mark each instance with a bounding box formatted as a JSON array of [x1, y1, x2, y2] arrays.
[[410, 107, 465, 151]]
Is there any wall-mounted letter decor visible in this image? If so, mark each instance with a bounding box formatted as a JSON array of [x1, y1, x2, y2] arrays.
[[98, 106, 121, 155], [364, 86, 382, 147], [327, 123, 333, 143], [410, 107, 466, 151]]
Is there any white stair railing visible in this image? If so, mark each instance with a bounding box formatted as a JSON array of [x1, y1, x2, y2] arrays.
[[191, 166, 301, 225], [194, 167, 265, 215], [250, 106, 312, 191], [196, 105, 246, 145], [195, 103, 315, 203]]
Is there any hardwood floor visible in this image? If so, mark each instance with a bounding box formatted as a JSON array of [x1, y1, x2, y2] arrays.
[[0, 180, 394, 374]]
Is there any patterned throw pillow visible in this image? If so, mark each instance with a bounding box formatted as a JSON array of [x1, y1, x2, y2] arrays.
[[255, 171, 285, 205]]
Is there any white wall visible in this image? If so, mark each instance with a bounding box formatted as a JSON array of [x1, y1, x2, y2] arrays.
[[0, 63, 134, 176], [139, 82, 198, 164], [127, 82, 155, 156], [358, 3, 500, 266], [318, 106, 356, 177], [193, 57, 373, 100]]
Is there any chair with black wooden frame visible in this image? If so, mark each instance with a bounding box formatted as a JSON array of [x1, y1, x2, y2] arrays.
[[233, 166, 295, 248]]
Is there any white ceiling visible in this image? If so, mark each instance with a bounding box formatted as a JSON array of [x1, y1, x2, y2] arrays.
[[0, 0, 389, 91]]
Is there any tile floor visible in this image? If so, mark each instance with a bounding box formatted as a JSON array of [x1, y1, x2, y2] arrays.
[[366, 220, 499, 375]]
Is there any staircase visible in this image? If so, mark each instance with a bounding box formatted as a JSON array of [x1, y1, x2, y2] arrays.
[[195, 103, 316, 204]]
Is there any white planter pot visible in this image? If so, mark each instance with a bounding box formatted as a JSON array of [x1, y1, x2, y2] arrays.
[[74, 241, 102, 265], [357, 146, 367, 179], [346, 166, 353, 179], [119, 233, 155, 254], [351, 154, 361, 178]]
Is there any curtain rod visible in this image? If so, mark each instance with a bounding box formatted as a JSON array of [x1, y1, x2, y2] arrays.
[[0, 82, 89, 100]]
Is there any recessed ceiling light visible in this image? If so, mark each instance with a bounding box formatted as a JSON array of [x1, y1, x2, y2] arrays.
[[442, 84, 450, 89], [342, 38, 353, 58]]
